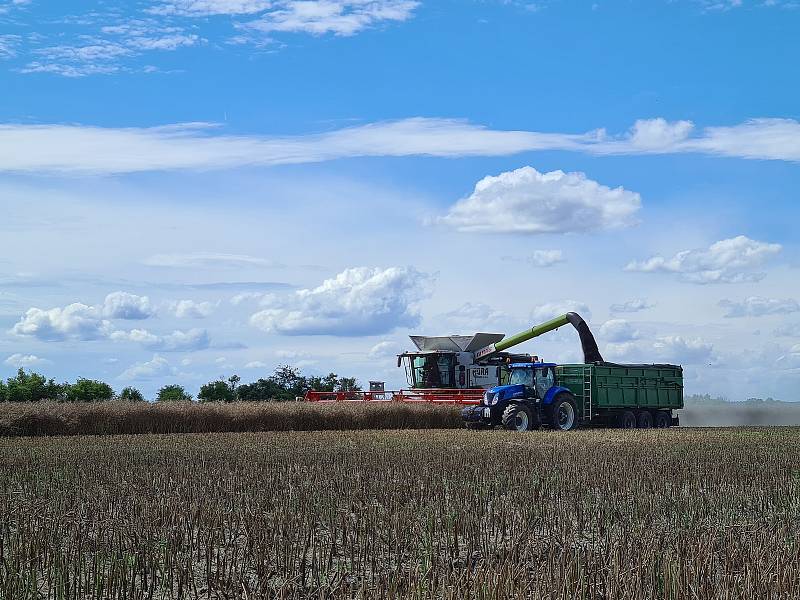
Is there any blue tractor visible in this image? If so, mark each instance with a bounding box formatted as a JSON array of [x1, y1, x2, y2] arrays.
[[461, 362, 579, 431]]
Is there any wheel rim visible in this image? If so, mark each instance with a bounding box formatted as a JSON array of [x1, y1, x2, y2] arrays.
[[514, 411, 529, 431], [624, 414, 635, 428], [557, 403, 574, 430]]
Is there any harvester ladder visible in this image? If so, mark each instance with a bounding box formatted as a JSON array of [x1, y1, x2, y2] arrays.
[[582, 366, 592, 422]]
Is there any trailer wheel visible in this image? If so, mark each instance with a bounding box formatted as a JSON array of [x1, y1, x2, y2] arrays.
[[654, 411, 670, 428], [637, 410, 653, 429], [502, 403, 534, 432], [620, 410, 637, 429], [549, 394, 578, 431]]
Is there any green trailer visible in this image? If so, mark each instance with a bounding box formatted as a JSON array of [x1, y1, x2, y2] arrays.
[[557, 363, 683, 428]]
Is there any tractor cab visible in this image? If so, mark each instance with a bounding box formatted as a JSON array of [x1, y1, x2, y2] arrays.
[[506, 362, 557, 399]]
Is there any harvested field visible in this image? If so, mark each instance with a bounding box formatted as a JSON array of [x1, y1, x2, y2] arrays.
[[0, 401, 462, 437], [2, 428, 800, 599]]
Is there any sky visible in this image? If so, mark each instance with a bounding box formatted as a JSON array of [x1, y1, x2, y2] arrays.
[[1, 0, 799, 400]]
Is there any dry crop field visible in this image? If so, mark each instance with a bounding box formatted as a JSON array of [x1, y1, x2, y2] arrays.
[[2, 428, 800, 599]]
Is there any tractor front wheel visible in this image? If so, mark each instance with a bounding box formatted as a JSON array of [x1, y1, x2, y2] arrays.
[[549, 394, 579, 431], [502, 403, 534, 432]]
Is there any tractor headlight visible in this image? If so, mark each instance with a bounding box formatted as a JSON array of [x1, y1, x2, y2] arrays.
[[487, 392, 499, 406]]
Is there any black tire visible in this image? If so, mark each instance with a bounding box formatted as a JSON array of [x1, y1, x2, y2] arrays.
[[620, 410, 637, 429], [654, 411, 670, 428], [502, 403, 534, 432], [637, 410, 653, 429], [549, 394, 579, 432]]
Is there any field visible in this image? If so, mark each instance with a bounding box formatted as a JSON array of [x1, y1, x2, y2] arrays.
[[2, 428, 800, 599]]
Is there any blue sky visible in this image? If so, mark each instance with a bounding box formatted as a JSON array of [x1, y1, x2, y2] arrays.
[[1, 0, 799, 399]]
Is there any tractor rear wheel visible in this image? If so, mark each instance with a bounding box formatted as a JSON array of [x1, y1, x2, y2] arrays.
[[637, 410, 653, 429], [502, 403, 534, 432], [620, 410, 637, 429], [549, 394, 579, 431], [654, 411, 670, 428]]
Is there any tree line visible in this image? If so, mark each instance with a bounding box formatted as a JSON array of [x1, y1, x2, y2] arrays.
[[0, 365, 361, 403]]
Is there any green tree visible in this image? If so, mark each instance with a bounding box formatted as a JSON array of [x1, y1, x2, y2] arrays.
[[118, 386, 145, 402], [157, 384, 192, 402], [336, 377, 361, 392], [64, 378, 114, 402], [237, 378, 287, 402], [198, 379, 236, 403], [0, 380, 7, 402], [5, 369, 64, 402]]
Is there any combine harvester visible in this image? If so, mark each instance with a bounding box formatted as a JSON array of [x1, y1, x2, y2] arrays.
[[304, 312, 683, 431]]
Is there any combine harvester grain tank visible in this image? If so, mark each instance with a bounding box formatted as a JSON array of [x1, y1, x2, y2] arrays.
[[304, 312, 683, 430]]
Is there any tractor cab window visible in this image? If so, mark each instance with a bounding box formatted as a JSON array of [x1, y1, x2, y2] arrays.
[[509, 368, 534, 388], [534, 367, 555, 398]]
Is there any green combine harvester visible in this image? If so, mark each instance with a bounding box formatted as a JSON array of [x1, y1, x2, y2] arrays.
[[400, 312, 683, 431]]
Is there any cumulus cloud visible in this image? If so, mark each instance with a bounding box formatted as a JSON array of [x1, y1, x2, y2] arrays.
[[531, 300, 591, 323], [628, 118, 694, 150], [4, 353, 51, 368], [12, 304, 111, 341], [528, 250, 564, 267], [719, 296, 800, 318], [111, 328, 210, 351], [437, 166, 641, 234], [3, 117, 800, 174], [652, 336, 716, 365], [169, 299, 216, 318], [599, 319, 640, 343], [250, 266, 430, 336], [625, 236, 781, 284], [145, 252, 279, 268], [119, 354, 175, 380], [102, 292, 154, 319], [610, 298, 655, 313]]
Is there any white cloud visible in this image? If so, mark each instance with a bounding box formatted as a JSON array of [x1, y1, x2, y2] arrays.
[[111, 328, 211, 351], [531, 300, 591, 323], [437, 166, 641, 234], [244, 360, 268, 368], [145, 252, 279, 268], [250, 266, 430, 336], [148, 0, 277, 16], [119, 354, 175, 380], [369, 341, 398, 358], [243, 0, 420, 36], [652, 336, 717, 365], [103, 291, 154, 320], [231, 291, 274, 305], [609, 298, 654, 313], [599, 319, 640, 343], [4, 353, 51, 368], [625, 236, 781, 284], [0, 34, 21, 59], [11, 303, 111, 341], [775, 323, 800, 338], [719, 297, 800, 318], [169, 299, 216, 318], [528, 250, 564, 267], [628, 118, 694, 150], [440, 302, 509, 331], [2, 116, 799, 174]]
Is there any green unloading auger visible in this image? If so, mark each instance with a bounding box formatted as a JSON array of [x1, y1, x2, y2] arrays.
[[473, 312, 603, 364]]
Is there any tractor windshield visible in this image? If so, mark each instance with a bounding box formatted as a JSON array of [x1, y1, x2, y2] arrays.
[[509, 368, 534, 387]]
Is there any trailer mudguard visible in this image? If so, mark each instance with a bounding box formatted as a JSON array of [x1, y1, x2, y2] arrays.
[[543, 385, 572, 406]]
